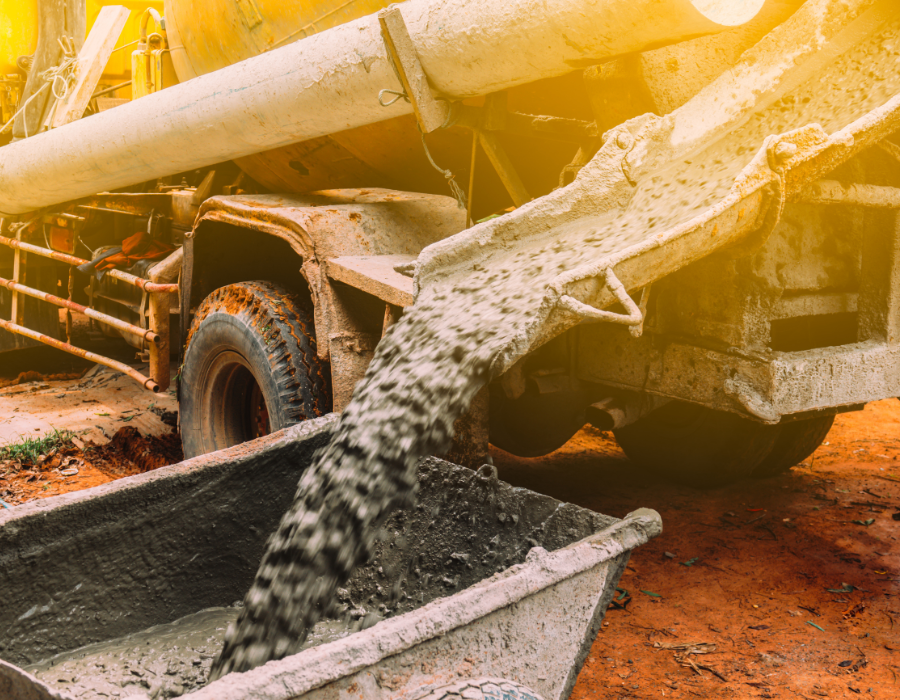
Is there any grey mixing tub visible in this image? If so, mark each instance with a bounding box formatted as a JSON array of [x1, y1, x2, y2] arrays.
[[0, 414, 661, 700]]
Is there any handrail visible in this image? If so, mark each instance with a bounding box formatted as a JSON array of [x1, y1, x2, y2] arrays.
[[0, 276, 160, 344], [0, 235, 178, 293], [0, 231, 175, 392], [0, 318, 159, 392]]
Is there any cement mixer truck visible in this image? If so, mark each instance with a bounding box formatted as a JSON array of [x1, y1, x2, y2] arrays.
[[2, 0, 900, 487]]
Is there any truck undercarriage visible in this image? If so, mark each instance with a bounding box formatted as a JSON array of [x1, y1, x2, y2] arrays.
[[1, 0, 899, 489]]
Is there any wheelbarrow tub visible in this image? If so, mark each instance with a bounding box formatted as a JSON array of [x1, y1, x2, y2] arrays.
[[0, 414, 661, 700]]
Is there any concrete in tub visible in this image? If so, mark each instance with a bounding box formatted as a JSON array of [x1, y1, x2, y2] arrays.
[[0, 414, 661, 700]]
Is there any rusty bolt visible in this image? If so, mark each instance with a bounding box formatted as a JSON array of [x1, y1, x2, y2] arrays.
[[773, 141, 798, 163], [616, 131, 634, 150]]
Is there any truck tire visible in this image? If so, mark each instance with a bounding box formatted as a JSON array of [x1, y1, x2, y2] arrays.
[[414, 679, 545, 700], [180, 281, 331, 459], [489, 381, 588, 458], [612, 401, 779, 488], [751, 415, 834, 478]]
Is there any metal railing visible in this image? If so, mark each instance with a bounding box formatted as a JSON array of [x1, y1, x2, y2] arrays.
[[0, 228, 177, 392]]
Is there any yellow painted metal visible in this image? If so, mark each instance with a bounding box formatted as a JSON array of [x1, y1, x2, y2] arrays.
[[163, 0, 395, 80], [88, 1, 166, 97], [0, 2, 164, 98], [0, 0, 38, 75], [131, 8, 178, 99]]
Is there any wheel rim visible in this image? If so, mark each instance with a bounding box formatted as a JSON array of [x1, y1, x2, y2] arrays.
[[200, 350, 272, 452]]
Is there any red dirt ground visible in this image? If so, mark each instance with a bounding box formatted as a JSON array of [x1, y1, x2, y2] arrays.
[[0, 369, 86, 390], [493, 400, 900, 700], [0, 426, 183, 505]]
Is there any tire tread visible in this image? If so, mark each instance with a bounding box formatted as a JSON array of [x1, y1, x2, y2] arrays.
[[752, 415, 834, 478], [182, 281, 330, 457]]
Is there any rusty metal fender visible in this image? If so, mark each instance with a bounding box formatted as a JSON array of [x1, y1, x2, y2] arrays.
[[191, 188, 466, 358]]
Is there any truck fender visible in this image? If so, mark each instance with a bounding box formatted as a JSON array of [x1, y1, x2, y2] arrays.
[[189, 189, 466, 359]]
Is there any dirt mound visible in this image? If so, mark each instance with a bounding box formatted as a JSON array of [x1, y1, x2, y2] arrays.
[[92, 426, 184, 473], [0, 369, 86, 390], [1, 427, 183, 507]]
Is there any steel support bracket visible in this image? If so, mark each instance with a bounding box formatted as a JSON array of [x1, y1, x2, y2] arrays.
[[378, 6, 450, 134]]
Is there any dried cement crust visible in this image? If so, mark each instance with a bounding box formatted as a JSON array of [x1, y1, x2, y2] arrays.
[[411, 678, 545, 700]]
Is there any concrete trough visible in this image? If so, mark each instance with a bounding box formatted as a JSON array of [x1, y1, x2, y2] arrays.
[[0, 414, 661, 700]]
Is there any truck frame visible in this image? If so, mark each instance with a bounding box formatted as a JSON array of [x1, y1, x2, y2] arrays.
[[2, 0, 900, 487]]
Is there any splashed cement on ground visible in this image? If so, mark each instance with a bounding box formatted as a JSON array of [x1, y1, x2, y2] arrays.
[[210, 17, 900, 679]]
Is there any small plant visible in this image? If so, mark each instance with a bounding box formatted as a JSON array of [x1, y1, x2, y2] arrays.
[[0, 429, 77, 466]]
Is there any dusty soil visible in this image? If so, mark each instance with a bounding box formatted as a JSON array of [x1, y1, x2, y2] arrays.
[[0, 425, 183, 506], [0, 362, 178, 446], [0, 355, 182, 507], [0, 369, 87, 390], [493, 400, 900, 700]]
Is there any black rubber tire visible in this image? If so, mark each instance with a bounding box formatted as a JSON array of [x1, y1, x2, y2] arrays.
[[180, 281, 331, 459], [612, 401, 779, 488], [488, 381, 588, 458], [751, 415, 834, 478]]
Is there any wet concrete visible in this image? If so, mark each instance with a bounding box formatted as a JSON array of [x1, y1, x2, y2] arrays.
[[0, 417, 337, 669], [7, 5, 895, 691], [24, 609, 352, 700], [25, 608, 240, 699]]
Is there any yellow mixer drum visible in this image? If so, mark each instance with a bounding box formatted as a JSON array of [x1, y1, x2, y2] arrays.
[[164, 0, 393, 78], [163, 0, 418, 194], [0, 0, 38, 75], [163, 0, 589, 207]]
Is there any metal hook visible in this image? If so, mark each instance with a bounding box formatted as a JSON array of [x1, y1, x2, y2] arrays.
[[558, 267, 648, 338], [378, 89, 409, 107]]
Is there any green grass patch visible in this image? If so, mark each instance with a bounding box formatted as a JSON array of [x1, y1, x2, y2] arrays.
[[0, 429, 77, 465]]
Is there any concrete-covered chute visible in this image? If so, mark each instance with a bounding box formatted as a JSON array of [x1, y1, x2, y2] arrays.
[[0, 0, 765, 216]]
